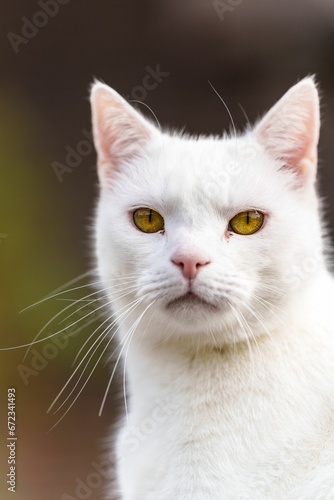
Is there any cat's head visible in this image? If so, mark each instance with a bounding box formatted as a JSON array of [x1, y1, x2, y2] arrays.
[[90, 77, 324, 347]]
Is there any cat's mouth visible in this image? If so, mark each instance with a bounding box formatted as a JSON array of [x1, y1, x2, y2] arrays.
[[166, 291, 217, 311]]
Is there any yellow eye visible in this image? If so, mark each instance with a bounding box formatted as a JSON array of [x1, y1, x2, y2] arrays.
[[133, 208, 164, 233], [229, 210, 264, 235]]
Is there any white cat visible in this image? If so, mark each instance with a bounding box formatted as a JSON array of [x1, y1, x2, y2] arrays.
[[90, 77, 334, 499]]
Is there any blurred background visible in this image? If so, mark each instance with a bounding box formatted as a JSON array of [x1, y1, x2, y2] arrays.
[[1, 1, 334, 499]]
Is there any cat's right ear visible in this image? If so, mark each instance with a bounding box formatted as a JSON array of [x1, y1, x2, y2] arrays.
[[90, 81, 159, 182], [254, 77, 320, 187]]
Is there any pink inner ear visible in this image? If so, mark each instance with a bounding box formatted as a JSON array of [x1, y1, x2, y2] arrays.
[[255, 78, 320, 182], [259, 117, 314, 167], [91, 85, 153, 178]]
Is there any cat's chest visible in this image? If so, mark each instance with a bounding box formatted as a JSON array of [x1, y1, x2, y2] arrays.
[[122, 395, 333, 500], [120, 343, 334, 499]]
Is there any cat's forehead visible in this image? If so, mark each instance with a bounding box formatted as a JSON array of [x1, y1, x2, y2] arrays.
[[144, 134, 279, 211], [156, 135, 260, 179]]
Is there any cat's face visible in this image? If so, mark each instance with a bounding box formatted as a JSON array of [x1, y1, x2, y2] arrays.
[[91, 78, 322, 346]]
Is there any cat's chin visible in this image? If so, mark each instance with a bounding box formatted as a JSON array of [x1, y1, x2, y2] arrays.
[[162, 292, 228, 333], [166, 291, 218, 313]]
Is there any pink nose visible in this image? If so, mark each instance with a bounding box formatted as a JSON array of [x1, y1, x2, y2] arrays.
[[171, 251, 211, 280]]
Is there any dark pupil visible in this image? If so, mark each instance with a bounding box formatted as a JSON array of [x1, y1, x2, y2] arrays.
[[148, 210, 153, 223], [246, 212, 250, 224]]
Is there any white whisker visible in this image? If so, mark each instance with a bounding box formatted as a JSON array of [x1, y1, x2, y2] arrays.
[[21, 290, 109, 360], [99, 300, 156, 417], [19, 273, 140, 313], [71, 293, 143, 366], [208, 80, 237, 139], [47, 297, 152, 432], [47, 295, 147, 415]]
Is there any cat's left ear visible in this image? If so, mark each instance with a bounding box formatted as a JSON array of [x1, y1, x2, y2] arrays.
[[90, 81, 159, 182], [254, 77, 320, 185]]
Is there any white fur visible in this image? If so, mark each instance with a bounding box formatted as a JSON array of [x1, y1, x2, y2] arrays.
[[90, 78, 334, 499]]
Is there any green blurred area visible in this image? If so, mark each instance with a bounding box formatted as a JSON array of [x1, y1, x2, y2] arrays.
[[0, 103, 112, 500], [0, 90, 95, 362]]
